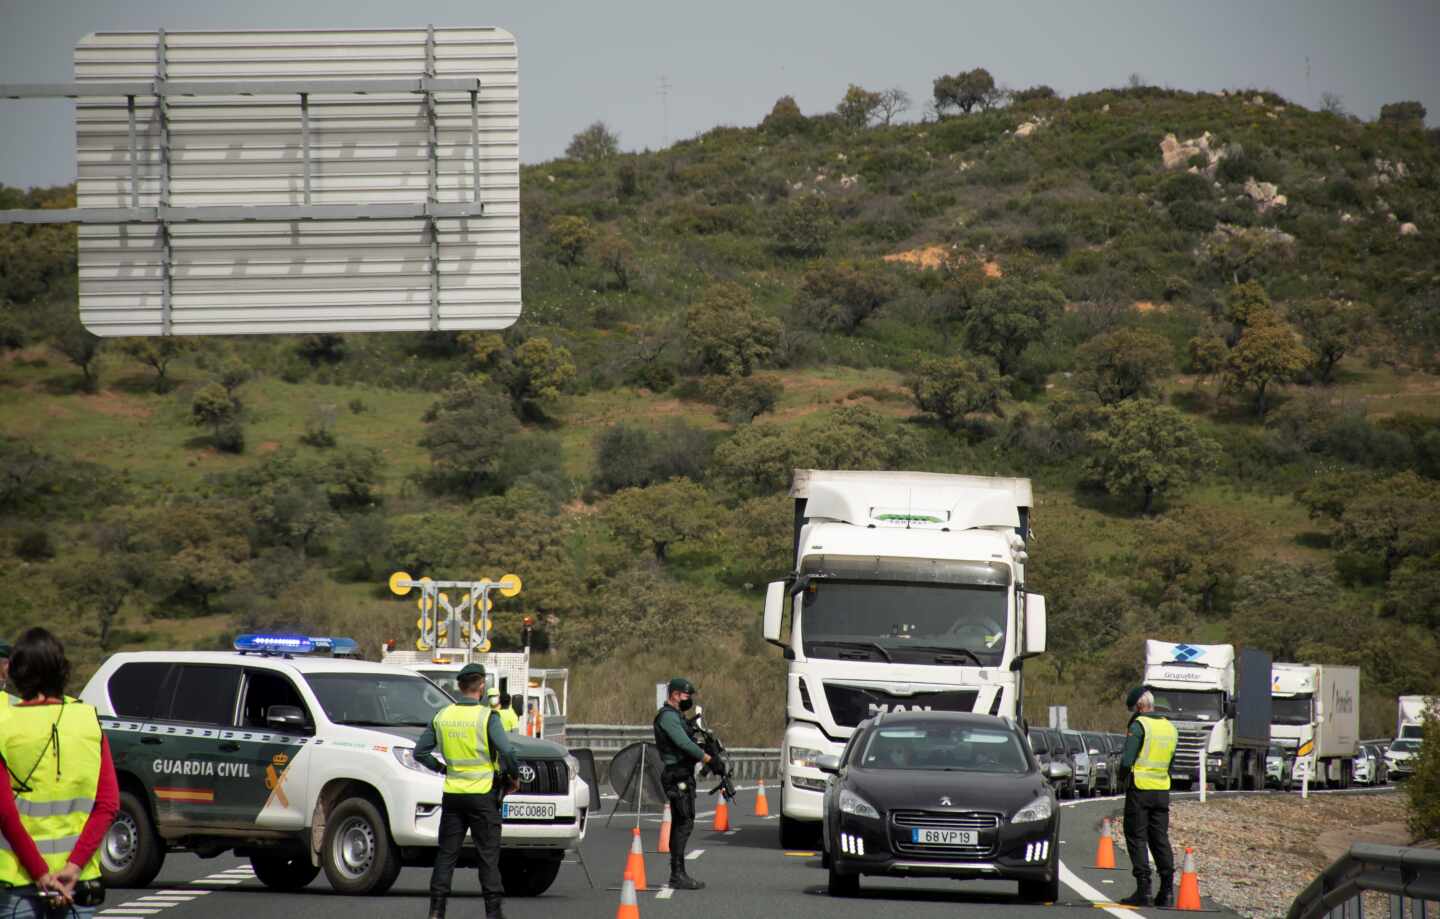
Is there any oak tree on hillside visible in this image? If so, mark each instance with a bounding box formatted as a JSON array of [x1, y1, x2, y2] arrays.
[[683, 282, 781, 377], [545, 215, 596, 267], [962, 277, 1064, 375], [120, 338, 195, 393], [566, 121, 620, 161], [836, 84, 884, 129], [875, 87, 911, 126], [1223, 321, 1312, 416], [1084, 399, 1219, 513], [1136, 507, 1247, 615], [602, 478, 715, 562], [47, 312, 103, 392], [933, 68, 997, 115], [418, 375, 520, 495], [798, 259, 898, 333], [1074, 327, 1175, 404], [760, 95, 806, 134], [190, 383, 243, 453], [1288, 298, 1370, 384], [908, 354, 1007, 432]]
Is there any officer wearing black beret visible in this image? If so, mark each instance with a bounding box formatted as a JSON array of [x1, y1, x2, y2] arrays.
[[653, 677, 711, 890]]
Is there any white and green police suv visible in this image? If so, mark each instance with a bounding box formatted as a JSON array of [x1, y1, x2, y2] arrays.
[[79, 635, 589, 896]]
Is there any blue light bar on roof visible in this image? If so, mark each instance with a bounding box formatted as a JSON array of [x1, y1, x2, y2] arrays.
[[234, 633, 314, 654], [311, 637, 360, 656]]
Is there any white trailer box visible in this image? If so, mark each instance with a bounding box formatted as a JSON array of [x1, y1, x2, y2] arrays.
[[1272, 663, 1359, 786]]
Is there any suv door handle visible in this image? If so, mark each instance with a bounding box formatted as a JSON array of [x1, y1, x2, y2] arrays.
[[140, 737, 162, 746], [218, 742, 241, 753]]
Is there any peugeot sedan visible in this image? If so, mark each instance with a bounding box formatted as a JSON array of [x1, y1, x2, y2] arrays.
[[819, 712, 1060, 902]]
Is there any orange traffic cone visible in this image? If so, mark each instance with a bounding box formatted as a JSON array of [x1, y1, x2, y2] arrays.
[[1176, 846, 1202, 911], [713, 795, 730, 832], [754, 779, 770, 817], [626, 826, 648, 891], [615, 867, 640, 919], [658, 803, 672, 853], [1094, 817, 1117, 869]]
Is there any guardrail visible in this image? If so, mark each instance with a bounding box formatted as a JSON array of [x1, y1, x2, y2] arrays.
[[567, 724, 782, 784], [1287, 843, 1440, 919]]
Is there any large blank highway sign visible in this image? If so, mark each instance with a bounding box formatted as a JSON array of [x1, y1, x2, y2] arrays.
[[70, 27, 520, 336]]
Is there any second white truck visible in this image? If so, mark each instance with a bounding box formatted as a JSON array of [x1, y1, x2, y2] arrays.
[[762, 469, 1047, 848], [1270, 662, 1360, 786]]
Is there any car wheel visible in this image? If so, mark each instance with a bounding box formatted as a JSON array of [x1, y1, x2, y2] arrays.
[[780, 815, 817, 850], [321, 797, 401, 895], [250, 853, 320, 891], [1019, 874, 1060, 903], [827, 862, 859, 897], [101, 791, 166, 889], [499, 852, 562, 897]]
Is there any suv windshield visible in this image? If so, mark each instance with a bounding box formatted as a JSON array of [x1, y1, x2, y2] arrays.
[[305, 673, 452, 727], [1149, 689, 1225, 721], [857, 723, 1029, 774], [801, 580, 1008, 666], [1392, 740, 1421, 752], [1271, 695, 1313, 725]]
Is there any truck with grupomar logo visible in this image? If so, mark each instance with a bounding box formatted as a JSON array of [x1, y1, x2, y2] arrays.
[[80, 635, 588, 897], [761, 470, 1047, 849], [1270, 663, 1359, 787]]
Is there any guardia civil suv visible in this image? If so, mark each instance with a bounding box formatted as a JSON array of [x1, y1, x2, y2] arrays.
[[80, 637, 588, 896]]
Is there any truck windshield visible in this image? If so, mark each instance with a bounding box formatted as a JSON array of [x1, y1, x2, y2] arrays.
[[1149, 689, 1225, 721], [305, 673, 453, 727], [1271, 695, 1313, 726], [800, 580, 1008, 665]]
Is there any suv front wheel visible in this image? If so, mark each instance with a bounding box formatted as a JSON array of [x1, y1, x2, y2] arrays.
[[101, 791, 165, 889], [321, 797, 402, 895]]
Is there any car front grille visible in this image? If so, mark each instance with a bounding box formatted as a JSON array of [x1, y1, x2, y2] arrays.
[[890, 811, 1001, 857], [516, 759, 568, 795], [892, 810, 1001, 830]]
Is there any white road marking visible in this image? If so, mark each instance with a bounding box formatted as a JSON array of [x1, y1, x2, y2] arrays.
[[1059, 861, 1145, 919], [137, 896, 198, 902], [157, 891, 209, 896], [190, 879, 243, 885], [685, 849, 705, 860], [656, 887, 674, 900], [101, 911, 162, 916]]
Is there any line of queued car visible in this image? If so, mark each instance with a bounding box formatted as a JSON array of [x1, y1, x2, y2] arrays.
[[1025, 726, 1127, 799]]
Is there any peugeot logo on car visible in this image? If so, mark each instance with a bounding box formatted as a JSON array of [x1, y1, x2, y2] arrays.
[[939, 796, 952, 806], [519, 765, 536, 783]]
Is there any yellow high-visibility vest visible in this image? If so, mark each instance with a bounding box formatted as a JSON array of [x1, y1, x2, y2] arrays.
[[499, 708, 519, 733], [1133, 715, 1178, 791], [0, 701, 104, 885], [434, 704, 494, 795]]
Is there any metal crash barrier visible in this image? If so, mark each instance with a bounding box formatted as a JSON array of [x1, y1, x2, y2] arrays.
[[1288, 844, 1440, 919], [567, 725, 780, 785]]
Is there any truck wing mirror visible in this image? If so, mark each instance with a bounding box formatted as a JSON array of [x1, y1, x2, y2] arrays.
[[763, 580, 786, 648], [1022, 593, 1047, 657]]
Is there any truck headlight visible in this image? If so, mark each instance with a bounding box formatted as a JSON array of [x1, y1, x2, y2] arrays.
[[789, 745, 824, 768], [393, 747, 435, 774], [1011, 794, 1054, 824], [839, 788, 879, 819]]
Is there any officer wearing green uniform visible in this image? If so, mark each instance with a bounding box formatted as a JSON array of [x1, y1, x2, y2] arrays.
[[415, 663, 519, 919], [1117, 687, 1179, 907], [653, 677, 712, 891], [497, 692, 520, 733]]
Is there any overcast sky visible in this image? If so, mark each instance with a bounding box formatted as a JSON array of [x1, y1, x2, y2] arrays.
[[2, 0, 1438, 188]]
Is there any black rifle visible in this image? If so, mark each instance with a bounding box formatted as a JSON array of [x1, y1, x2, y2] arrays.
[[691, 708, 737, 802]]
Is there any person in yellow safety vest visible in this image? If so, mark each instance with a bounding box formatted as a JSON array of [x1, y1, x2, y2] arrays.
[[414, 663, 519, 919], [0, 628, 120, 919], [1117, 687, 1179, 908], [0, 641, 13, 714], [496, 692, 519, 733]]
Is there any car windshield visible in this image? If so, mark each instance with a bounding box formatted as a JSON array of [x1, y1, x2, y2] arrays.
[[1064, 734, 1084, 754], [801, 580, 1009, 666], [1149, 689, 1225, 721], [1083, 733, 1106, 753], [857, 723, 1029, 774], [417, 669, 461, 698], [1271, 695, 1313, 726], [305, 672, 453, 727], [1392, 740, 1421, 752]]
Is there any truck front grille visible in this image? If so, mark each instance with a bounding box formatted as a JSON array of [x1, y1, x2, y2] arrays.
[[1172, 728, 1211, 772], [821, 684, 979, 729]]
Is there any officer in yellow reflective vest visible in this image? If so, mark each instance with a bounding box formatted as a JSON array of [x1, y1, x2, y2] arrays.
[[495, 690, 520, 733], [1117, 687, 1179, 908], [0, 628, 119, 919], [414, 663, 519, 919]]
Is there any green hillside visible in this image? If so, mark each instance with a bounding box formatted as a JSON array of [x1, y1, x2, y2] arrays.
[[3, 80, 1439, 744]]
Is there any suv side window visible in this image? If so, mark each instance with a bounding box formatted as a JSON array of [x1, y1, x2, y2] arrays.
[[168, 665, 241, 726], [1029, 731, 1048, 754], [241, 669, 312, 729], [1065, 733, 1083, 754], [108, 662, 179, 720]]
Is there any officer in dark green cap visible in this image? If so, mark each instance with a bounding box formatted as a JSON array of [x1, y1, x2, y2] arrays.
[[415, 663, 520, 919], [653, 677, 711, 890], [1117, 686, 1178, 907]]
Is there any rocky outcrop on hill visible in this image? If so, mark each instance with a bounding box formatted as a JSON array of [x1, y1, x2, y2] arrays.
[[1161, 131, 1226, 174]]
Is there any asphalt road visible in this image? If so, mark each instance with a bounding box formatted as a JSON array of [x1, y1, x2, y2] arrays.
[[103, 782, 1370, 919]]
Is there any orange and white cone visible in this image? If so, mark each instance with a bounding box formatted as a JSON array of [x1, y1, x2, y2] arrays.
[[1094, 817, 1117, 869], [1176, 846, 1202, 911], [754, 779, 770, 817], [626, 825, 648, 891], [713, 795, 730, 832], [658, 802, 672, 853], [615, 867, 640, 919]]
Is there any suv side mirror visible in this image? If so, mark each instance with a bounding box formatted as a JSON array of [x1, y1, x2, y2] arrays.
[[1022, 593, 1046, 657], [266, 705, 309, 732], [763, 580, 786, 648], [814, 754, 841, 775]]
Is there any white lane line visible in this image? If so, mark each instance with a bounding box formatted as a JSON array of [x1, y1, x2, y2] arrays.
[[101, 911, 163, 916], [1059, 861, 1144, 919], [190, 879, 243, 885], [137, 896, 198, 902], [157, 891, 209, 896], [218, 868, 256, 875], [685, 849, 705, 860], [656, 887, 674, 900]]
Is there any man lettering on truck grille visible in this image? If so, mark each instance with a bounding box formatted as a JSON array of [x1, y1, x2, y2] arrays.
[[1117, 687, 1179, 908], [653, 677, 712, 891], [415, 663, 520, 919]]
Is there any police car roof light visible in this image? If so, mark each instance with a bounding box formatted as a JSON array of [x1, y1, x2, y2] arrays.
[[310, 636, 360, 656], [234, 633, 315, 655]]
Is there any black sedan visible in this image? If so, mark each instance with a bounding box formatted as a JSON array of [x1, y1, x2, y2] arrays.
[[818, 711, 1061, 902]]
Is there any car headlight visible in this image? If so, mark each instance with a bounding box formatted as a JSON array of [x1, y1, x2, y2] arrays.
[[839, 788, 879, 819], [393, 746, 435, 774], [789, 745, 824, 768], [1011, 793, 1054, 824]]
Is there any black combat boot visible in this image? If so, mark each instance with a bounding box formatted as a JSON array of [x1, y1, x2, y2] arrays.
[[483, 893, 506, 919], [668, 854, 705, 890], [1120, 877, 1153, 907], [1154, 874, 1175, 908], [426, 897, 446, 919]]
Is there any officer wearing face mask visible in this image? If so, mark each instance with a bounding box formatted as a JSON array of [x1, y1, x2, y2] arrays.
[[653, 677, 711, 891]]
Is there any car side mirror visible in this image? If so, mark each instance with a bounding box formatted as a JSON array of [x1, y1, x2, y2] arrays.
[[763, 580, 786, 648], [1045, 761, 1071, 780], [815, 755, 841, 775], [266, 705, 309, 731]]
